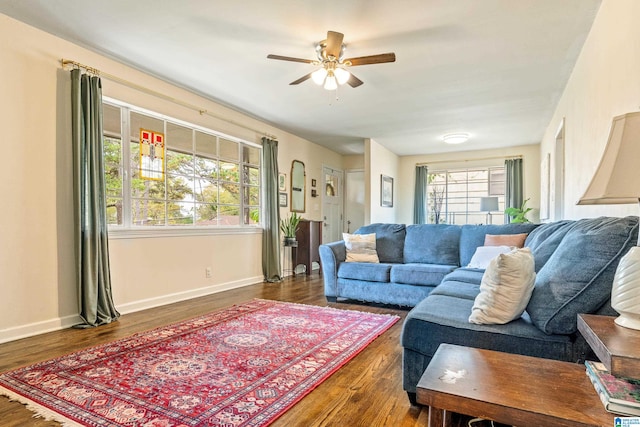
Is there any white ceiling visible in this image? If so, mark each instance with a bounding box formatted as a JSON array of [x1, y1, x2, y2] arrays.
[[0, 0, 601, 156]]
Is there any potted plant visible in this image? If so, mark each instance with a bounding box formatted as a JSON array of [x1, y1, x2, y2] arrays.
[[505, 198, 533, 223], [280, 212, 301, 246]]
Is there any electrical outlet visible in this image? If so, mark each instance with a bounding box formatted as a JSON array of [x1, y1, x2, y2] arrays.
[[205, 267, 212, 278]]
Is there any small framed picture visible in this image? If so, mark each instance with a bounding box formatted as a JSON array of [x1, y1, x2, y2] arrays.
[[278, 173, 286, 191], [279, 192, 288, 207], [311, 189, 317, 197], [311, 179, 317, 188], [381, 175, 394, 207]]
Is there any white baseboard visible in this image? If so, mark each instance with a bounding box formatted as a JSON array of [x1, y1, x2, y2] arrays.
[[116, 276, 262, 315], [0, 277, 262, 344], [0, 314, 83, 344]]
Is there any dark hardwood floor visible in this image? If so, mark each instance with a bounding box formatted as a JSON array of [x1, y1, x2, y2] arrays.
[[0, 275, 485, 427]]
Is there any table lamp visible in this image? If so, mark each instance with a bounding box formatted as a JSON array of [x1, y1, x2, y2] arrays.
[[480, 196, 499, 224], [577, 111, 640, 330]]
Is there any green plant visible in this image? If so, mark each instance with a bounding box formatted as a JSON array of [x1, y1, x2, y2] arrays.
[[504, 198, 533, 223], [280, 212, 301, 238]]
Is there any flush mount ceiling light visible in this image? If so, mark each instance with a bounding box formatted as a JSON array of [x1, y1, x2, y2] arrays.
[[442, 133, 470, 144]]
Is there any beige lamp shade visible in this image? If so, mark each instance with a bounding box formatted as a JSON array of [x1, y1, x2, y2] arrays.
[[480, 196, 499, 212], [578, 112, 640, 329], [577, 112, 640, 205]]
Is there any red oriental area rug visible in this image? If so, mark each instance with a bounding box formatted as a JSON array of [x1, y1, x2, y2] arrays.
[[0, 299, 398, 426]]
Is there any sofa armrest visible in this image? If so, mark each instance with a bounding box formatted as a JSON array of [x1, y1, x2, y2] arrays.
[[319, 241, 346, 298]]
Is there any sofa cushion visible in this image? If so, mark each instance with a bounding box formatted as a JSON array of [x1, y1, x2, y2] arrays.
[[355, 223, 406, 264], [404, 224, 461, 265], [343, 233, 379, 263], [337, 262, 392, 283], [430, 280, 482, 300], [524, 220, 574, 272], [337, 278, 435, 308], [527, 216, 639, 335], [390, 263, 457, 287], [459, 223, 539, 267], [469, 248, 536, 325], [441, 268, 485, 286], [401, 294, 572, 361]]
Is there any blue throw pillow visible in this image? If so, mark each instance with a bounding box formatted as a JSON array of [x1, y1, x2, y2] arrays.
[[526, 216, 638, 335]]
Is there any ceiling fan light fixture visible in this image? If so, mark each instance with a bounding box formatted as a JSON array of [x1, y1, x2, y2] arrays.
[[324, 73, 338, 90], [334, 67, 351, 85], [311, 68, 328, 85], [442, 133, 470, 144]]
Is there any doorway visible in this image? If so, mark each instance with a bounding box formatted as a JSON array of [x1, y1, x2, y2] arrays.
[[322, 166, 343, 244], [553, 119, 565, 220], [344, 170, 364, 233]]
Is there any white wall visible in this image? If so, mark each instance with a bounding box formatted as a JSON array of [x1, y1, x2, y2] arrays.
[[397, 145, 541, 225], [365, 139, 400, 224], [540, 0, 640, 220], [0, 14, 342, 342]]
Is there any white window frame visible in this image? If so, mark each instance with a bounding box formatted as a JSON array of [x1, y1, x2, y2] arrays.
[[104, 97, 262, 239], [427, 166, 505, 225]]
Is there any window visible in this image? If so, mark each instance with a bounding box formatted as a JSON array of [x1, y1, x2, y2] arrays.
[[103, 100, 261, 230], [427, 167, 505, 225]]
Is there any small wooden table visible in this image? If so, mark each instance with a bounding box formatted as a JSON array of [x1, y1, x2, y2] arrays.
[[416, 344, 615, 427], [578, 313, 640, 378]]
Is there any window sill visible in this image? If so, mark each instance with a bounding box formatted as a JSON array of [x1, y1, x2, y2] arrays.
[[108, 226, 262, 239]]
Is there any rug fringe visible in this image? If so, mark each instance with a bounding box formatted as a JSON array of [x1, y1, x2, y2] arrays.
[[0, 385, 83, 427]]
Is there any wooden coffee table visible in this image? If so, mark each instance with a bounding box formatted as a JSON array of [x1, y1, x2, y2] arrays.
[[416, 344, 615, 427]]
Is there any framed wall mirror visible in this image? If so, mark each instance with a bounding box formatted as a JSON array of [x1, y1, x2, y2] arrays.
[[290, 160, 306, 213]]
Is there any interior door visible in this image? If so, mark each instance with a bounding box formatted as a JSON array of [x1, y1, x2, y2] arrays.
[[322, 166, 343, 244], [344, 170, 364, 233], [553, 120, 565, 220]]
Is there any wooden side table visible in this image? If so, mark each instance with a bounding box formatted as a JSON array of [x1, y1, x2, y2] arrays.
[[416, 343, 614, 427], [578, 313, 640, 378], [293, 219, 322, 275]]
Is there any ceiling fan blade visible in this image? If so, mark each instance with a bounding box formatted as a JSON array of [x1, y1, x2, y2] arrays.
[[347, 73, 364, 88], [344, 53, 396, 66], [289, 73, 312, 85], [325, 31, 344, 59], [267, 54, 314, 64]]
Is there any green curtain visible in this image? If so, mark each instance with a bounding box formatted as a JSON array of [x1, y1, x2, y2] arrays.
[[71, 69, 120, 327], [261, 137, 282, 282], [413, 165, 428, 224], [505, 158, 524, 224]]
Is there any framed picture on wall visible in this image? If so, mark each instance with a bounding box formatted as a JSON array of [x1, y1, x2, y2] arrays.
[[381, 175, 394, 207], [279, 192, 288, 207], [278, 173, 286, 191]]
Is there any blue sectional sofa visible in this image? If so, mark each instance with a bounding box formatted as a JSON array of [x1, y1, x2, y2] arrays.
[[318, 216, 639, 404]]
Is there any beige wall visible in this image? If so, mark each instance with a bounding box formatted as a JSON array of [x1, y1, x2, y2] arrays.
[[540, 0, 640, 220], [365, 139, 400, 224], [343, 154, 365, 170], [397, 145, 541, 225], [0, 14, 342, 342]]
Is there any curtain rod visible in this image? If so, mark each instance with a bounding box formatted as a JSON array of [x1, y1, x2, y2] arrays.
[[61, 59, 278, 140], [417, 154, 523, 167]]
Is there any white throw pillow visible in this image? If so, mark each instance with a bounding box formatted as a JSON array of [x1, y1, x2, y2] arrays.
[[467, 245, 513, 269], [468, 247, 536, 325], [343, 233, 380, 263]]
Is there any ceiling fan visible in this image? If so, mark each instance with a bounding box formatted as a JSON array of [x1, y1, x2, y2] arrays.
[[267, 30, 396, 90]]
